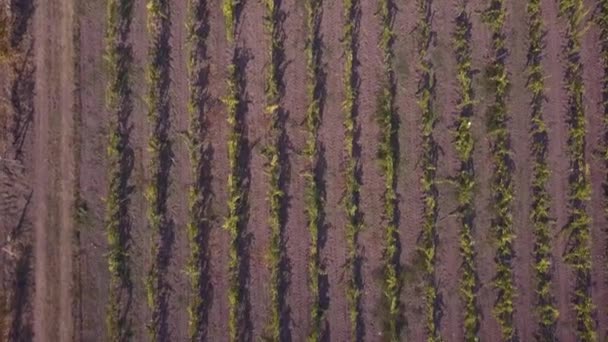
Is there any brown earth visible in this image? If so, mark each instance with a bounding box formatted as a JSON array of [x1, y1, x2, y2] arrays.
[[542, 0, 575, 339], [2, 0, 608, 341], [318, 0, 350, 340], [31, 0, 77, 341]]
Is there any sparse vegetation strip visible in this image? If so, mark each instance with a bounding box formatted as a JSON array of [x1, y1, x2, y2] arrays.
[[222, 1, 245, 340], [303, 0, 325, 340], [185, 0, 210, 340], [377, 0, 400, 340], [526, 0, 559, 338], [558, 0, 596, 339], [104, 0, 135, 339], [452, 3, 480, 340], [342, 0, 363, 339], [144, 0, 172, 340], [417, 0, 440, 339], [482, 0, 516, 338]]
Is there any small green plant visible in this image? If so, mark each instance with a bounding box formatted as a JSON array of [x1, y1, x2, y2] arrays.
[[222, 0, 239, 41]]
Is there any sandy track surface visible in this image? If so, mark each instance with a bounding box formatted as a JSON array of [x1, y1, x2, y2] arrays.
[[32, 0, 76, 340]]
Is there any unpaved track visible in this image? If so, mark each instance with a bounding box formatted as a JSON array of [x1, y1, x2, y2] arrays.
[[32, 0, 76, 340]]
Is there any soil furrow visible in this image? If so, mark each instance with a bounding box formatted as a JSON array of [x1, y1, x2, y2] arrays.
[[318, 0, 350, 340]]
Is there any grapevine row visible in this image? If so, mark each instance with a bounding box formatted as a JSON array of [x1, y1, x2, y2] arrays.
[[417, 0, 440, 339], [104, 0, 134, 339], [525, 0, 559, 338], [262, 0, 286, 339], [558, 0, 596, 339], [303, 0, 325, 340], [452, 3, 480, 340], [342, 0, 362, 339], [185, 0, 210, 339], [378, 0, 400, 340], [144, 0, 172, 340], [222, 1, 245, 341], [482, 0, 517, 338]]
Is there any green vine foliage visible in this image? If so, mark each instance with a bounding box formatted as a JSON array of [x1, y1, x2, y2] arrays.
[[261, 0, 285, 340], [482, 0, 516, 338], [221, 0, 244, 340], [105, 0, 134, 339], [144, 0, 172, 340], [342, 0, 362, 339], [559, 0, 596, 339], [185, 0, 210, 339], [377, 0, 401, 340], [417, 0, 441, 340], [453, 4, 480, 340], [303, 0, 325, 340], [526, 0, 559, 338]]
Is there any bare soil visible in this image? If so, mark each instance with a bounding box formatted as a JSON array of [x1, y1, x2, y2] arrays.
[[505, 0, 536, 339], [317, 0, 350, 340], [541, 0, 575, 339], [32, 0, 76, 341]]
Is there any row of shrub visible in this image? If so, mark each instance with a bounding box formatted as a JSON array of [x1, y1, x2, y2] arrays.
[[144, 0, 172, 340], [222, 1, 244, 340], [377, 0, 400, 340], [452, 5, 480, 340], [104, 0, 134, 339], [303, 0, 324, 340], [526, 0, 559, 338], [482, 0, 517, 339], [185, 0, 210, 339], [416, 0, 441, 340], [342, 0, 362, 339], [558, 0, 596, 339], [261, 0, 286, 340]]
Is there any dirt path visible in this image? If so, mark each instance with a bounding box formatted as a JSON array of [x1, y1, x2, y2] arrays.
[[506, 0, 536, 338], [32, 0, 76, 340]]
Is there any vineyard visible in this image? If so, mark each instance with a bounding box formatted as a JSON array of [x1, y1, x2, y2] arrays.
[[3, 0, 608, 340]]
